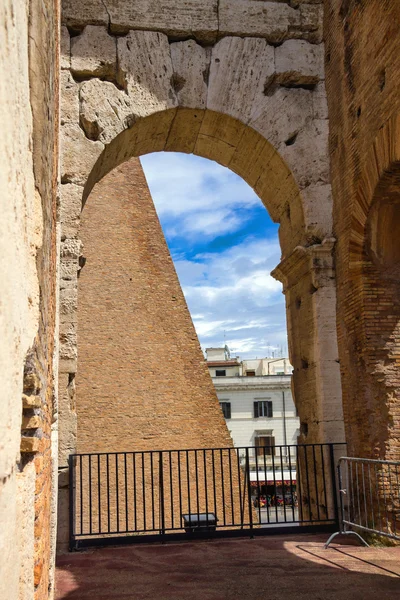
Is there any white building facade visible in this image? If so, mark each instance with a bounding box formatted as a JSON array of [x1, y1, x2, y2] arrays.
[[206, 348, 300, 501]]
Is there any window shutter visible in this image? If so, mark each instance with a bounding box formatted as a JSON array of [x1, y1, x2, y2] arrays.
[[254, 402, 259, 418], [267, 402, 273, 418], [226, 403, 231, 419]]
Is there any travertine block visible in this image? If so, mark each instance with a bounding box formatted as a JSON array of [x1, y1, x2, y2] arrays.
[[107, 0, 218, 42], [71, 26, 116, 78], [312, 82, 329, 120], [22, 394, 42, 409], [80, 79, 134, 143], [60, 71, 79, 126], [301, 183, 333, 237], [62, 0, 109, 28], [219, 1, 322, 43], [208, 37, 274, 122], [275, 40, 324, 86], [60, 183, 83, 239], [20, 437, 40, 454], [22, 415, 42, 430], [61, 26, 70, 70], [280, 118, 330, 189], [117, 31, 177, 117], [250, 87, 312, 148], [170, 40, 210, 109], [61, 123, 104, 185]]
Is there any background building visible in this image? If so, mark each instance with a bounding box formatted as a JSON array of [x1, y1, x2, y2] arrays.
[[206, 348, 299, 502]]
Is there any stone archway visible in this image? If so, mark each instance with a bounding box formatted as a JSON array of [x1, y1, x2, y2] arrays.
[[343, 113, 400, 460], [57, 17, 345, 548]]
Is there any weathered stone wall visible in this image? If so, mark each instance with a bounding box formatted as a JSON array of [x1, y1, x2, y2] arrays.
[[325, 0, 400, 460], [77, 158, 232, 452], [59, 0, 345, 478], [0, 1, 59, 598]]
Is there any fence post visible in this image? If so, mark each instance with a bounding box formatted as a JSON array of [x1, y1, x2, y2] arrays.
[[68, 455, 75, 552], [245, 447, 253, 537], [159, 451, 165, 540], [329, 444, 339, 528]]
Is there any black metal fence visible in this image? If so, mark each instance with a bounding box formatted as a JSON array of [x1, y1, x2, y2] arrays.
[[325, 456, 400, 547], [69, 443, 345, 549]]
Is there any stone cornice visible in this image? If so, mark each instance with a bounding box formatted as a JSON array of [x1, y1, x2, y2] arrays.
[[271, 237, 336, 291]]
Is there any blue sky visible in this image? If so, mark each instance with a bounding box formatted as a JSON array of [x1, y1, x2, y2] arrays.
[[140, 152, 288, 359]]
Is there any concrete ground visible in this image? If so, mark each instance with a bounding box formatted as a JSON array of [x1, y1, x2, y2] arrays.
[[56, 533, 400, 600]]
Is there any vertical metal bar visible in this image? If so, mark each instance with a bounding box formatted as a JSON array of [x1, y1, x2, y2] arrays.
[[142, 453, 146, 531], [169, 451, 174, 530], [374, 462, 382, 533], [195, 450, 200, 519], [186, 450, 191, 528], [133, 453, 137, 532], [288, 446, 295, 522], [220, 449, 226, 527], [115, 454, 120, 533], [203, 449, 209, 529], [68, 455, 75, 551], [296, 446, 304, 523], [263, 445, 270, 524], [228, 448, 234, 524], [177, 451, 183, 529], [388, 464, 396, 537], [236, 448, 243, 525], [98, 454, 101, 534], [320, 445, 328, 520], [312, 445, 321, 522], [271, 446, 279, 523], [212, 449, 217, 522], [88, 454, 92, 535], [150, 452, 155, 531], [159, 451, 165, 536], [246, 447, 253, 534], [329, 444, 339, 527], [382, 464, 389, 535], [124, 453, 128, 532], [355, 461, 361, 529], [304, 446, 312, 522], [368, 462, 375, 532], [361, 462, 368, 529], [79, 455, 83, 535], [255, 445, 261, 525], [106, 454, 110, 533], [280, 446, 287, 523]]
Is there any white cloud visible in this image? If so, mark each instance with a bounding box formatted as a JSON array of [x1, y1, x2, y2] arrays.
[[140, 153, 288, 359], [140, 152, 262, 239]]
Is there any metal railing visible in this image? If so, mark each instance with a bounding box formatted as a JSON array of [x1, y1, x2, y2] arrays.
[[69, 443, 345, 549], [325, 456, 400, 547]]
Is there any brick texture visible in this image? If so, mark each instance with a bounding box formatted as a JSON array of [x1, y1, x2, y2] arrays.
[[325, 0, 400, 460], [76, 158, 233, 453]]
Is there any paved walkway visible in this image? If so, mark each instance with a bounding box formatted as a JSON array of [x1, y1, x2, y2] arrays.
[[56, 534, 400, 600]]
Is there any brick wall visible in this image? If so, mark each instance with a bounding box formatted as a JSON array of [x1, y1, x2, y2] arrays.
[[325, 0, 400, 460], [76, 158, 233, 453]]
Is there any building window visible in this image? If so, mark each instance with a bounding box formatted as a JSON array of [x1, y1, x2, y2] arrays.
[[254, 400, 273, 418], [219, 402, 231, 419], [215, 369, 226, 376], [246, 370, 256, 376], [255, 435, 275, 456]]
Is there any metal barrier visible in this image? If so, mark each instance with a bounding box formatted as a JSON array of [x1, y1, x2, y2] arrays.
[[69, 443, 345, 550], [325, 456, 400, 547]]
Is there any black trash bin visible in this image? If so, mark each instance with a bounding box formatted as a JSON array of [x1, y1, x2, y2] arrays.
[[182, 513, 218, 533]]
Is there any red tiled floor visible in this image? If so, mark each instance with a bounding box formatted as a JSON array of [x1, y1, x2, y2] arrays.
[[56, 534, 400, 600]]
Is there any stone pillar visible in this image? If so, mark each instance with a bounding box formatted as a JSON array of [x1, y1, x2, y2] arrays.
[[272, 238, 345, 445]]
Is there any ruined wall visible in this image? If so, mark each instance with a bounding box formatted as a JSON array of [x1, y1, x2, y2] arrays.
[[59, 0, 344, 468], [77, 158, 232, 452], [0, 1, 59, 598], [325, 0, 400, 460]]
